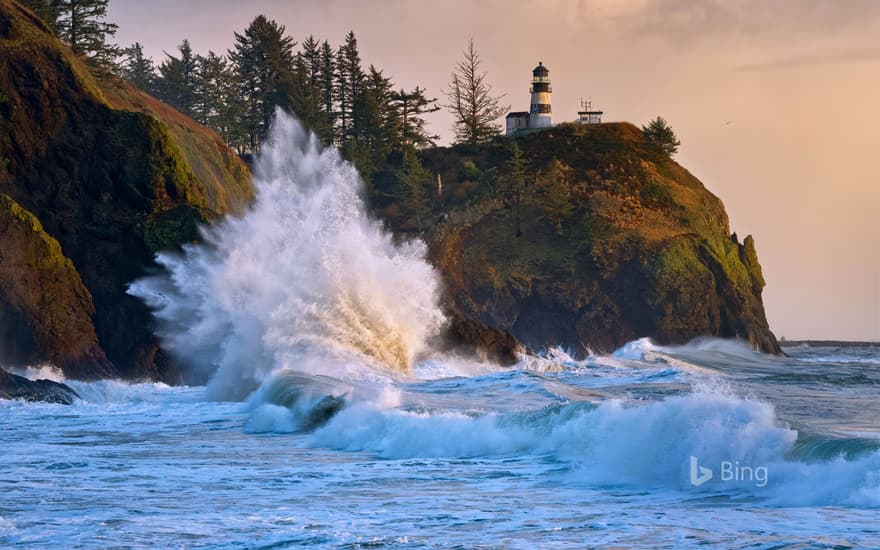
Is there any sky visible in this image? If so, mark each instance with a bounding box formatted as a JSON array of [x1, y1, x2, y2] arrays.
[[109, 0, 880, 341]]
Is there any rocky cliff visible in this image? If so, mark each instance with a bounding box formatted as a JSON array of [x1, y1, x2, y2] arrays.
[[0, 0, 253, 381], [0, 0, 779, 383], [0, 193, 112, 377], [383, 123, 781, 357]]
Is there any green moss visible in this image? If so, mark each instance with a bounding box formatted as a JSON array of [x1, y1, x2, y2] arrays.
[[653, 238, 704, 284], [741, 235, 765, 290], [0, 0, 108, 106], [460, 203, 577, 288], [95, 76, 253, 215], [698, 235, 752, 295], [0, 193, 83, 285], [144, 205, 208, 252], [144, 117, 208, 207]]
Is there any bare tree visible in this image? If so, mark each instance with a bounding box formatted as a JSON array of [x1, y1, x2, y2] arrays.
[[443, 39, 508, 145]]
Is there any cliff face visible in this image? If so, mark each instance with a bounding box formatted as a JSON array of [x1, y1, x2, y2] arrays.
[[0, 0, 254, 380], [0, 193, 112, 378], [394, 123, 780, 356]]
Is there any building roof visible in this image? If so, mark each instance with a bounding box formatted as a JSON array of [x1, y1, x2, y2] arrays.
[[533, 61, 549, 77], [506, 111, 530, 118]]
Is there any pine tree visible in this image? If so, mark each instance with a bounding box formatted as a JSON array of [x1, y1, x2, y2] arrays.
[[157, 39, 198, 118], [397, 148, 431, 232], [642, 116, 681, 157], [193, 51, 231, 129], [228, 15, 296, 152], [288, 36, 326, 140], [391, 86, 439, 149], [120, 42, 155, 93], [299, 35, 321, 85], [351, 65, 398, 176], [55, 0, 119, 69], [443, 39, 508, 145], [317, 40, 337, 144], [20, 0, 60, 32], [335, 31, 364, 145], [215, 67, 247, 153]]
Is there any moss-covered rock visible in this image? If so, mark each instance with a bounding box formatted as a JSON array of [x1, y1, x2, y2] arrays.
[[0, 0, 254, 380], [381, 122, 780, 355], [0, 193, 113, 378]]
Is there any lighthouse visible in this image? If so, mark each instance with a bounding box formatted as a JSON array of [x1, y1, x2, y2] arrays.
[[529, 61, 552, 128], [505, 62, 606, 136], [505, 61, 555, 135]]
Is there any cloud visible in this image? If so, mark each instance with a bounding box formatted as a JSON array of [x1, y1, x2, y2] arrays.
[[736, 46, 880, 71], [627, 0, 880, 42]]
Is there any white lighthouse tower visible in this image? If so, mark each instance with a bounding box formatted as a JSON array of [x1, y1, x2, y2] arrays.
[[529, 62, 552, 128]]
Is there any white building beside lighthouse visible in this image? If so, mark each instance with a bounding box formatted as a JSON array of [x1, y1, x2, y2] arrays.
[[506, 62, 553, 135]]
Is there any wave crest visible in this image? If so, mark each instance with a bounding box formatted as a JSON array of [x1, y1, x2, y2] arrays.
[[129, 112, 446, 400]]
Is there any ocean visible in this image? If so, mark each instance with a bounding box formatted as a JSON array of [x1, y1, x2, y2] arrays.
[[1, 341, 878, 548], [2, 114, 877, 548]]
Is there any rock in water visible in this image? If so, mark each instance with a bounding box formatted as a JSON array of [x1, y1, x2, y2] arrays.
[[408, 123, 781, 355], [0, 368, 79, 405]]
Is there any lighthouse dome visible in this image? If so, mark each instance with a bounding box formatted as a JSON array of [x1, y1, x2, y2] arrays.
[[532, 62, 549, 78]]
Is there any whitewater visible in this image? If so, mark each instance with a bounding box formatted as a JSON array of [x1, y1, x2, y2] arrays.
[[2, 114, 878, 548]]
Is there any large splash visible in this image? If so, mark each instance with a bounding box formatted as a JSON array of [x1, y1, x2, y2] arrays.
[[129, 113, 446, 399]]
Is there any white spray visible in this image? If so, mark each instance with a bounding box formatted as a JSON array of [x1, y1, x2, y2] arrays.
[[129, 113, 446, 400]]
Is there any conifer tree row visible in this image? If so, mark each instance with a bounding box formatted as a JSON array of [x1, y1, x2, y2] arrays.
[[22, 3, 506, 161], [117, 16, 439, 168]]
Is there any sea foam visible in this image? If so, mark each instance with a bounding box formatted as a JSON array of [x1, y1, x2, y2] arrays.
[[129, 112, 446, 400]]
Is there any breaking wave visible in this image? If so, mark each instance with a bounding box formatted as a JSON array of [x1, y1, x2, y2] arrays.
[[244, 374, 879, 508], [129, 112, 446, 400]]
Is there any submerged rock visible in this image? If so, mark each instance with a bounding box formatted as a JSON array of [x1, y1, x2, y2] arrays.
[[438, 317, 522, 365], [0, 367, 79, 404]]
